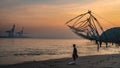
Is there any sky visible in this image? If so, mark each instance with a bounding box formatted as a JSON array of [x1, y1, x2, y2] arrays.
[[0, 0, 120, 38]]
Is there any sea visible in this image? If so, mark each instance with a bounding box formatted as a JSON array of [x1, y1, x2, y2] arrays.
[[0, 38, 120, 65]]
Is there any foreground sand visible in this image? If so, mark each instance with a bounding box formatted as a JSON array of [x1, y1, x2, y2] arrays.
[[0, 54, 120, 68]]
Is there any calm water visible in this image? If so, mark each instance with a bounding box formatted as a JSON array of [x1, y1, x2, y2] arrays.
[[0, 38, 120, 65]]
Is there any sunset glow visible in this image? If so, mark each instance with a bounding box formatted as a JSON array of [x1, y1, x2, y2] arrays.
[[0, 0, 120, 38]]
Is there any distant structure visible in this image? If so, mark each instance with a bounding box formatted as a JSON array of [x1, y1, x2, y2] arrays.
[[6, 24, 15, 38], [17, 27, 24, 37], [0, 24, 28, 38]]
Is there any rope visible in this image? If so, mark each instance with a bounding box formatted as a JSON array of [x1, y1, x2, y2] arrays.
[[92, 12, 118, 27]]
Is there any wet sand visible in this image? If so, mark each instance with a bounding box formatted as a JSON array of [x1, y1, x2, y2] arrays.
[[0, 54, 120, 68]]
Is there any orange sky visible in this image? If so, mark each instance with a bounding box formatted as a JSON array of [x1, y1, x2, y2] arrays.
[[0, 0, 120, 38]]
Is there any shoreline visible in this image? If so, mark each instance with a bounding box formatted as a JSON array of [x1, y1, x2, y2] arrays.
[[1, 54, 120, 68]]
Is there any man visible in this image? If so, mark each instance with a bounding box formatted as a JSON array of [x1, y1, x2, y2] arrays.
[[72, 44, 78, 64]]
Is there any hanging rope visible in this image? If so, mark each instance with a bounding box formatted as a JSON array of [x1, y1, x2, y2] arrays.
[[92, 12, 118, 27]]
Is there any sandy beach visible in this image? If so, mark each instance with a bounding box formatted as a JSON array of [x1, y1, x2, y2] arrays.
[[0, 54, 120, 68]]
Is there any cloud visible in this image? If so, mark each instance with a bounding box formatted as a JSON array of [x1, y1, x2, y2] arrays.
[[0, 0, 97, 9], [0, 0, 120, 38], [1, 0, 120, 24], [1, 0, 120, 26]]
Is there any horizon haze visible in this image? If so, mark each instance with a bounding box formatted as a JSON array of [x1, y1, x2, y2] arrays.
[[0, 0, 120, 38]]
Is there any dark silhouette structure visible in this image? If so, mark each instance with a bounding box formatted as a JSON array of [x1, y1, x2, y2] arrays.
[[6, 24, 15, 38], [65, 11, 120, 51], [100, 27, 120, 45], [17, 27, 24, 37], [0, 24, 28, 38]]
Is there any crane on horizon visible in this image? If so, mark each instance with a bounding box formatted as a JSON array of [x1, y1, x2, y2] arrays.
[[6, 24, 15, 38]]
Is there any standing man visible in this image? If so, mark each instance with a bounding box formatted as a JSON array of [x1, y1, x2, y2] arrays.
[[72, 44, 78, 64]]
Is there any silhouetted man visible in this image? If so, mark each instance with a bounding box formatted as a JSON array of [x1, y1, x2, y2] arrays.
[[72, 44, 78, 64]]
